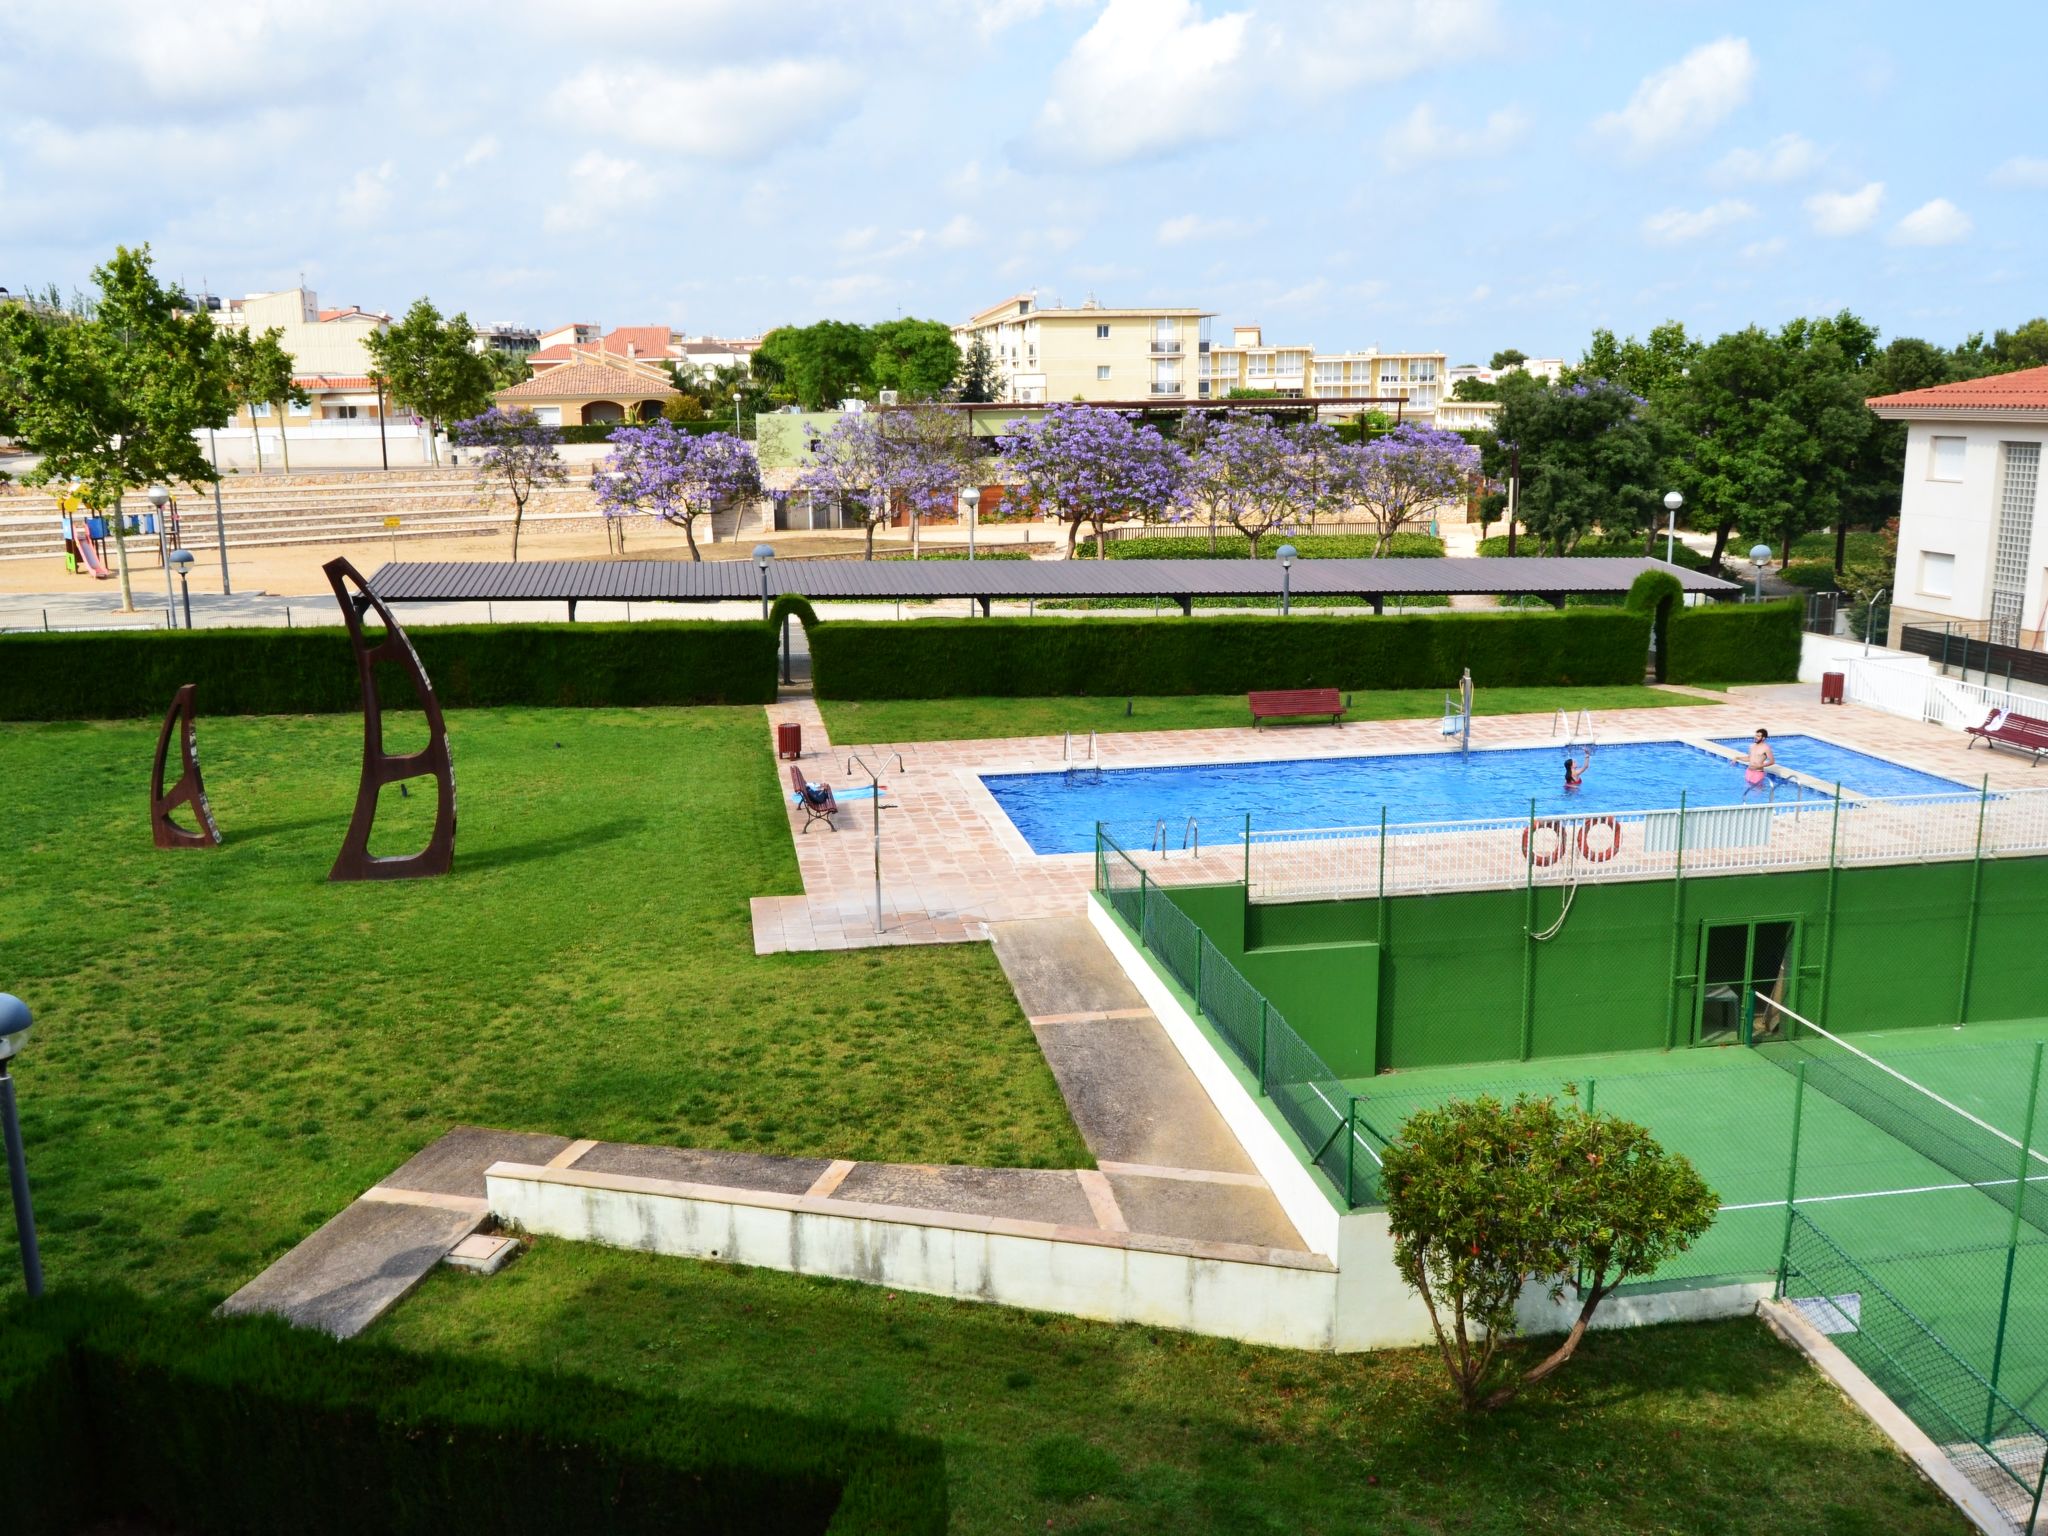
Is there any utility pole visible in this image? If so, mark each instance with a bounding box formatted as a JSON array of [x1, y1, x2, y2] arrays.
[[1506, 444, 1520, 557]]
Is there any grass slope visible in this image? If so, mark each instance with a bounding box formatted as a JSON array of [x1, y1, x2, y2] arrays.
[[0, 708, 1087, 1302], [822, 686, 1713, 745]]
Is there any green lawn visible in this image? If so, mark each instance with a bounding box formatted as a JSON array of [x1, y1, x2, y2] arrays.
[[0, 708, 1088, 1303], [378, 1241, 1965, 1535], [822, 686, 1715, 745]]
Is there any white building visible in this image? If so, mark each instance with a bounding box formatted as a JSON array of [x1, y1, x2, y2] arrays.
[[1868, 366, 2048, 648]]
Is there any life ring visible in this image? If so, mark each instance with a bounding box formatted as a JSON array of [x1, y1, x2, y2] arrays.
[[1521, 819, 1569, 867], [1577, 816, 1622, 863]]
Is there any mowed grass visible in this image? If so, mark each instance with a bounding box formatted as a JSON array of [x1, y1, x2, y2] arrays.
[[0, 706, 1087, 1302], [822, 685, 1716, 745], [379, 1240, 1967, 1536]]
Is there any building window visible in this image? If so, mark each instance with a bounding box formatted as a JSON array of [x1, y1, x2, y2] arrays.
[[1929, 435, 1967, 481], [328, 404, 360, 420], [288, 398, 312, 417], [532, 406, 562, 426], [1991, 442, 2041, 641], [1097, 366, 1111, 381], [249, 401, 272, 418], [1096, 324, 1110, 339], [1920, 551, 1955, 598]]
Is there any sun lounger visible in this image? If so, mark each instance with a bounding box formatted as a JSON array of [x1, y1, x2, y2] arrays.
[[788, 765, 840, 830]]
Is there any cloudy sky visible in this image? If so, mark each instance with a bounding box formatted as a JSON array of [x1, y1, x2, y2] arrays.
[[1, 0, 2040, 362]]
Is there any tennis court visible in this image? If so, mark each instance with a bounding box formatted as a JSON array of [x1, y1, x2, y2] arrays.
[[1347, 1012, 2048, 1528]]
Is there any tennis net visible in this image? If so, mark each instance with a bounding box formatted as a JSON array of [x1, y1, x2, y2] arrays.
[[1755, 995, 2048, 1238]]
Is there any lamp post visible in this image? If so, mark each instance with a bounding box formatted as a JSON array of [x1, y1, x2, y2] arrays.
[[1277, 542, 1297, 617], [1749, 543, 1772, 602], [205, 426, 232, 594], [1662, 490, 1683, 566], [962, 486, 981, 562], [754, 543, 775, 621], [0, 993, 42, 1299], [170, 549, 196, 629], [732, 391, 743, 437], [147, 485, 173, 616]]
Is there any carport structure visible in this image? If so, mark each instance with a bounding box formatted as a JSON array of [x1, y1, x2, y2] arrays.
[[367, 556, 1736, 620]]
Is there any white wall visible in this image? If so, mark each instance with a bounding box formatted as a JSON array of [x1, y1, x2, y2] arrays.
[[1893, 421, 2048, 633]]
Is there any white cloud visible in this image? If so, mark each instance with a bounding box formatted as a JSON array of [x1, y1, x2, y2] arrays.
[[810, 272, 888, 307], [1739, 236, 1788, 263], [339, 161, 394, 225], [1031, 0, 1250, 167], [1385, 103, 1528, 167], [549, 59, 857, 161], [460, 135, 500, 168], [937, 214, 983, 249], [1594, 37, 1756, 160], [1712, 132, 1822, 184], [1805, 181, 1884, 235], [1891, 197, 1972, 246], [1468, 283, 1491, 302], [1276, 0, 1502, 95], [1640, 198, 1755, 245], [542, 150, 654, 234], [836, 226, 878, 253], [1991, 156, 2048, 189], [1156, 212, 1261, 244]]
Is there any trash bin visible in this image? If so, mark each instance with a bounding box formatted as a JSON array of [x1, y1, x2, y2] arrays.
[[1820, 671, 1845, 705], [777, 722, 802, 760]]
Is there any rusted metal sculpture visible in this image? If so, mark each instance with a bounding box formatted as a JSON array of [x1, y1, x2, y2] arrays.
[[150, 683, 222, 849], [324, 557, 457, 880]]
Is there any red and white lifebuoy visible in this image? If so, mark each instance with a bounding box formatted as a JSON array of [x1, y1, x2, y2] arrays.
[[1521, 819, 1569, 867], [1577, 816, 1622, 863]]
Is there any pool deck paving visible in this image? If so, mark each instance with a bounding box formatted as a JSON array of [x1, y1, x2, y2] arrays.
[[753, 688, 2045, 955]]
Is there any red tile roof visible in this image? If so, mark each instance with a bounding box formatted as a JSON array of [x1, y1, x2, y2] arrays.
[[600, 325, 673, 358], [497, 363, 678, 400], [1868, 366, 2048, 416], [293, 375, 378, 390]]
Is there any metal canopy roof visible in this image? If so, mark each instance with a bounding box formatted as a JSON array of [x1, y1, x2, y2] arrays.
[[367, 556, 1733, 606]]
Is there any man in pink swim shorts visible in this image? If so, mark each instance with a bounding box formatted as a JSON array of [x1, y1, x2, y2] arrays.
[[1742, 728, 1776, 799]]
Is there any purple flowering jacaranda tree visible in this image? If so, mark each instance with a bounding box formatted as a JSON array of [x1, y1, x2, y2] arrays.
[[793, 405, 973, 559], [997, 404, 1187, 559], [1333, 422, 1481, 555], [1180, 412, 1310, 559], [451, 406, 567, 562], [594, 422, 762, 561]]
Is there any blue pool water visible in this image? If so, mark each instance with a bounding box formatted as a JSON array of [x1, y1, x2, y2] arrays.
[[983, 735, 1970, 855]]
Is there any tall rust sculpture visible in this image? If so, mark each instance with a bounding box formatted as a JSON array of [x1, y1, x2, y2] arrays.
[[324, 557, 456, 880], [150, 684, 222, 849]]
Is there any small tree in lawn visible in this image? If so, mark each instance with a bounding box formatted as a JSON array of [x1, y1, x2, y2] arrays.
[[794, 410, 894, 558], [1336, 422, 1479, 554], [1381, 1092, 1716, 1413], [998, 403, 1186, 559], [452, 407, 567, 562], [1181, 413, 1305, 559]]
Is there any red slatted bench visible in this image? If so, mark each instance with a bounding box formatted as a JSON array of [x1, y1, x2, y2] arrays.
[[1966, 709, 2048, 766], [1249, 688, 1346, 728]]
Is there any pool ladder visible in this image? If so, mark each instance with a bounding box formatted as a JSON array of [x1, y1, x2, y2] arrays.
[[1152, 817, 1198, 857], [1063, 730, 1096, 763]]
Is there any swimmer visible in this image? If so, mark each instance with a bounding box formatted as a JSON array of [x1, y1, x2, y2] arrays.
[[1742, 728, 1776, 800], [1563, 745, 1590, 791]]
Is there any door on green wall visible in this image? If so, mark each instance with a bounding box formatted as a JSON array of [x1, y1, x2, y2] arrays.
[[1696, 918, 1798, 1046]]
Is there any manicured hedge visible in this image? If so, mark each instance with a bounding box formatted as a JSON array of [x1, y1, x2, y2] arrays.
[[0, 1289, 946, 1536], [809, 609, 1650, 699], [0, 620, 776, 720], [1625, 569, 1684, 684], [1076, 531, 1444, 559], [1667, 599, 1803, 685]]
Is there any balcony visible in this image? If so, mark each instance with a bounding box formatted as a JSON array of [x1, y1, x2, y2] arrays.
[[1149, 341, 1183, 355]]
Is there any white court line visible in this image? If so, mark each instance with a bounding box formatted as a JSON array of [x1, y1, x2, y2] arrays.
[[1722, 1172, 2048, 1213]]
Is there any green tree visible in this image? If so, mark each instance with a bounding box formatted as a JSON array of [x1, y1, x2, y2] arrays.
[[362, 299, 496, 463], [1450, 375, 1499, 402], [0, 245, 232, 612], [1488, 348, 1527, 370], [870, 318, 961, 400], [1988, 318, 2048, 372], [956, 333, 1000, 403], [222, 327, 307, 473], [753, 321, 876, 410], [1381, 1092, 1716, 1413], [1572, 320, 1699, 411]]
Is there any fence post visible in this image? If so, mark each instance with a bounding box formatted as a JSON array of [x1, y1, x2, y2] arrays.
[[1519, 796, 1538, 1062], [1776, 1062, 1807, 1296], [1585, 1078, 1596, 1116], [1664, 789, 1689, 1051], [1376, 805, 1389, 937], [1139, 871, 1149, 941], [1345, 1095, 1358, 1206], [1257, 999, 1268, 1094], [1193, 937, 1204, 1016], [1958, 775, 1989, 1025], [1094, 821, 1103, 893], [1243, 812, 1251, 887], [1820, 786, 1842, 1030], [1986, 1040, 2044, 1436]]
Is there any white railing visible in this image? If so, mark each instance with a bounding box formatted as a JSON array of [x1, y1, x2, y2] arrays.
[[1844, 656, 2043, 734], [1165, 785, 2048, 905]]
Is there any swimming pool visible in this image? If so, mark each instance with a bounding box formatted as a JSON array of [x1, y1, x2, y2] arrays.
[[982, 735, 1971, 856]]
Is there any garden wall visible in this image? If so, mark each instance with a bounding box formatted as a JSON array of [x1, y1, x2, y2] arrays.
[[0, 1290, 945, 1536], [808, 610, 1651, 700], [0, 621, 777, 719]]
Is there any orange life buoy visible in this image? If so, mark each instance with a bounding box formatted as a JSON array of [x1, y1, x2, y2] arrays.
[[1521, 819, 1568, 867], [1577, 816, 1622, 863]]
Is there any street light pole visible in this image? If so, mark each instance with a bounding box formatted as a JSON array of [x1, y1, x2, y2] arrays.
[[171, 549, 195, 629], [1277, 542, 1297, 617], [147, 485, 173, 618], [733, 391, 743, 437], [1749, 543, 1773, 602], [1663, 490, 1683, 566], [0, 994, 41, 1300], [962, 485, 981, 562], [206, 427, 232, 594], [374, 376, 390, 471], [754, 544, 775, 621]]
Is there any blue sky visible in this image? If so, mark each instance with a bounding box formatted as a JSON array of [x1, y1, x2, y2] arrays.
[[1, 0, 2041, 363]]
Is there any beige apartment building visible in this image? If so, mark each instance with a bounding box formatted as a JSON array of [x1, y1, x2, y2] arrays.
[[953, 294, 1214, 404], [219, 287, 392, 425]]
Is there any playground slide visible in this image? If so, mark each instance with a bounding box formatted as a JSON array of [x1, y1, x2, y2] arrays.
[[75, 537, 113, 579]]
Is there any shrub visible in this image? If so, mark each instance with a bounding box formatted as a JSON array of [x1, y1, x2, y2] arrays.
[[0, 621, 776, 721], [552, 419, 736, 446], [1380, 1094, 1716, 1413], [1478, 532, 1707, 570], [1778, 561, 1842, 591], [1666, 599, 1802, 685], [769, 593, 820, 634], [809, 609, 1650, 699], [1624, 569, 1683, 683], [1077, 531, 1444, 559], [0, 1289, 946, 1535]]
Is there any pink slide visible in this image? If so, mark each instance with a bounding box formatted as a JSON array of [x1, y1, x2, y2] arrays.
[[73, 533, 112, 579]]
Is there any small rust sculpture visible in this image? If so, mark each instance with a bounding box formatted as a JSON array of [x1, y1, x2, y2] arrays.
[[150, 683, 222, 849], [324, 557, 457, 881]]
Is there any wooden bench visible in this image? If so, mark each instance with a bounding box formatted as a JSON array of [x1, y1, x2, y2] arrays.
[[1966, 709, 2048, 766], [788, 764, 841, 830], [1249, 688, 1347, 728]]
